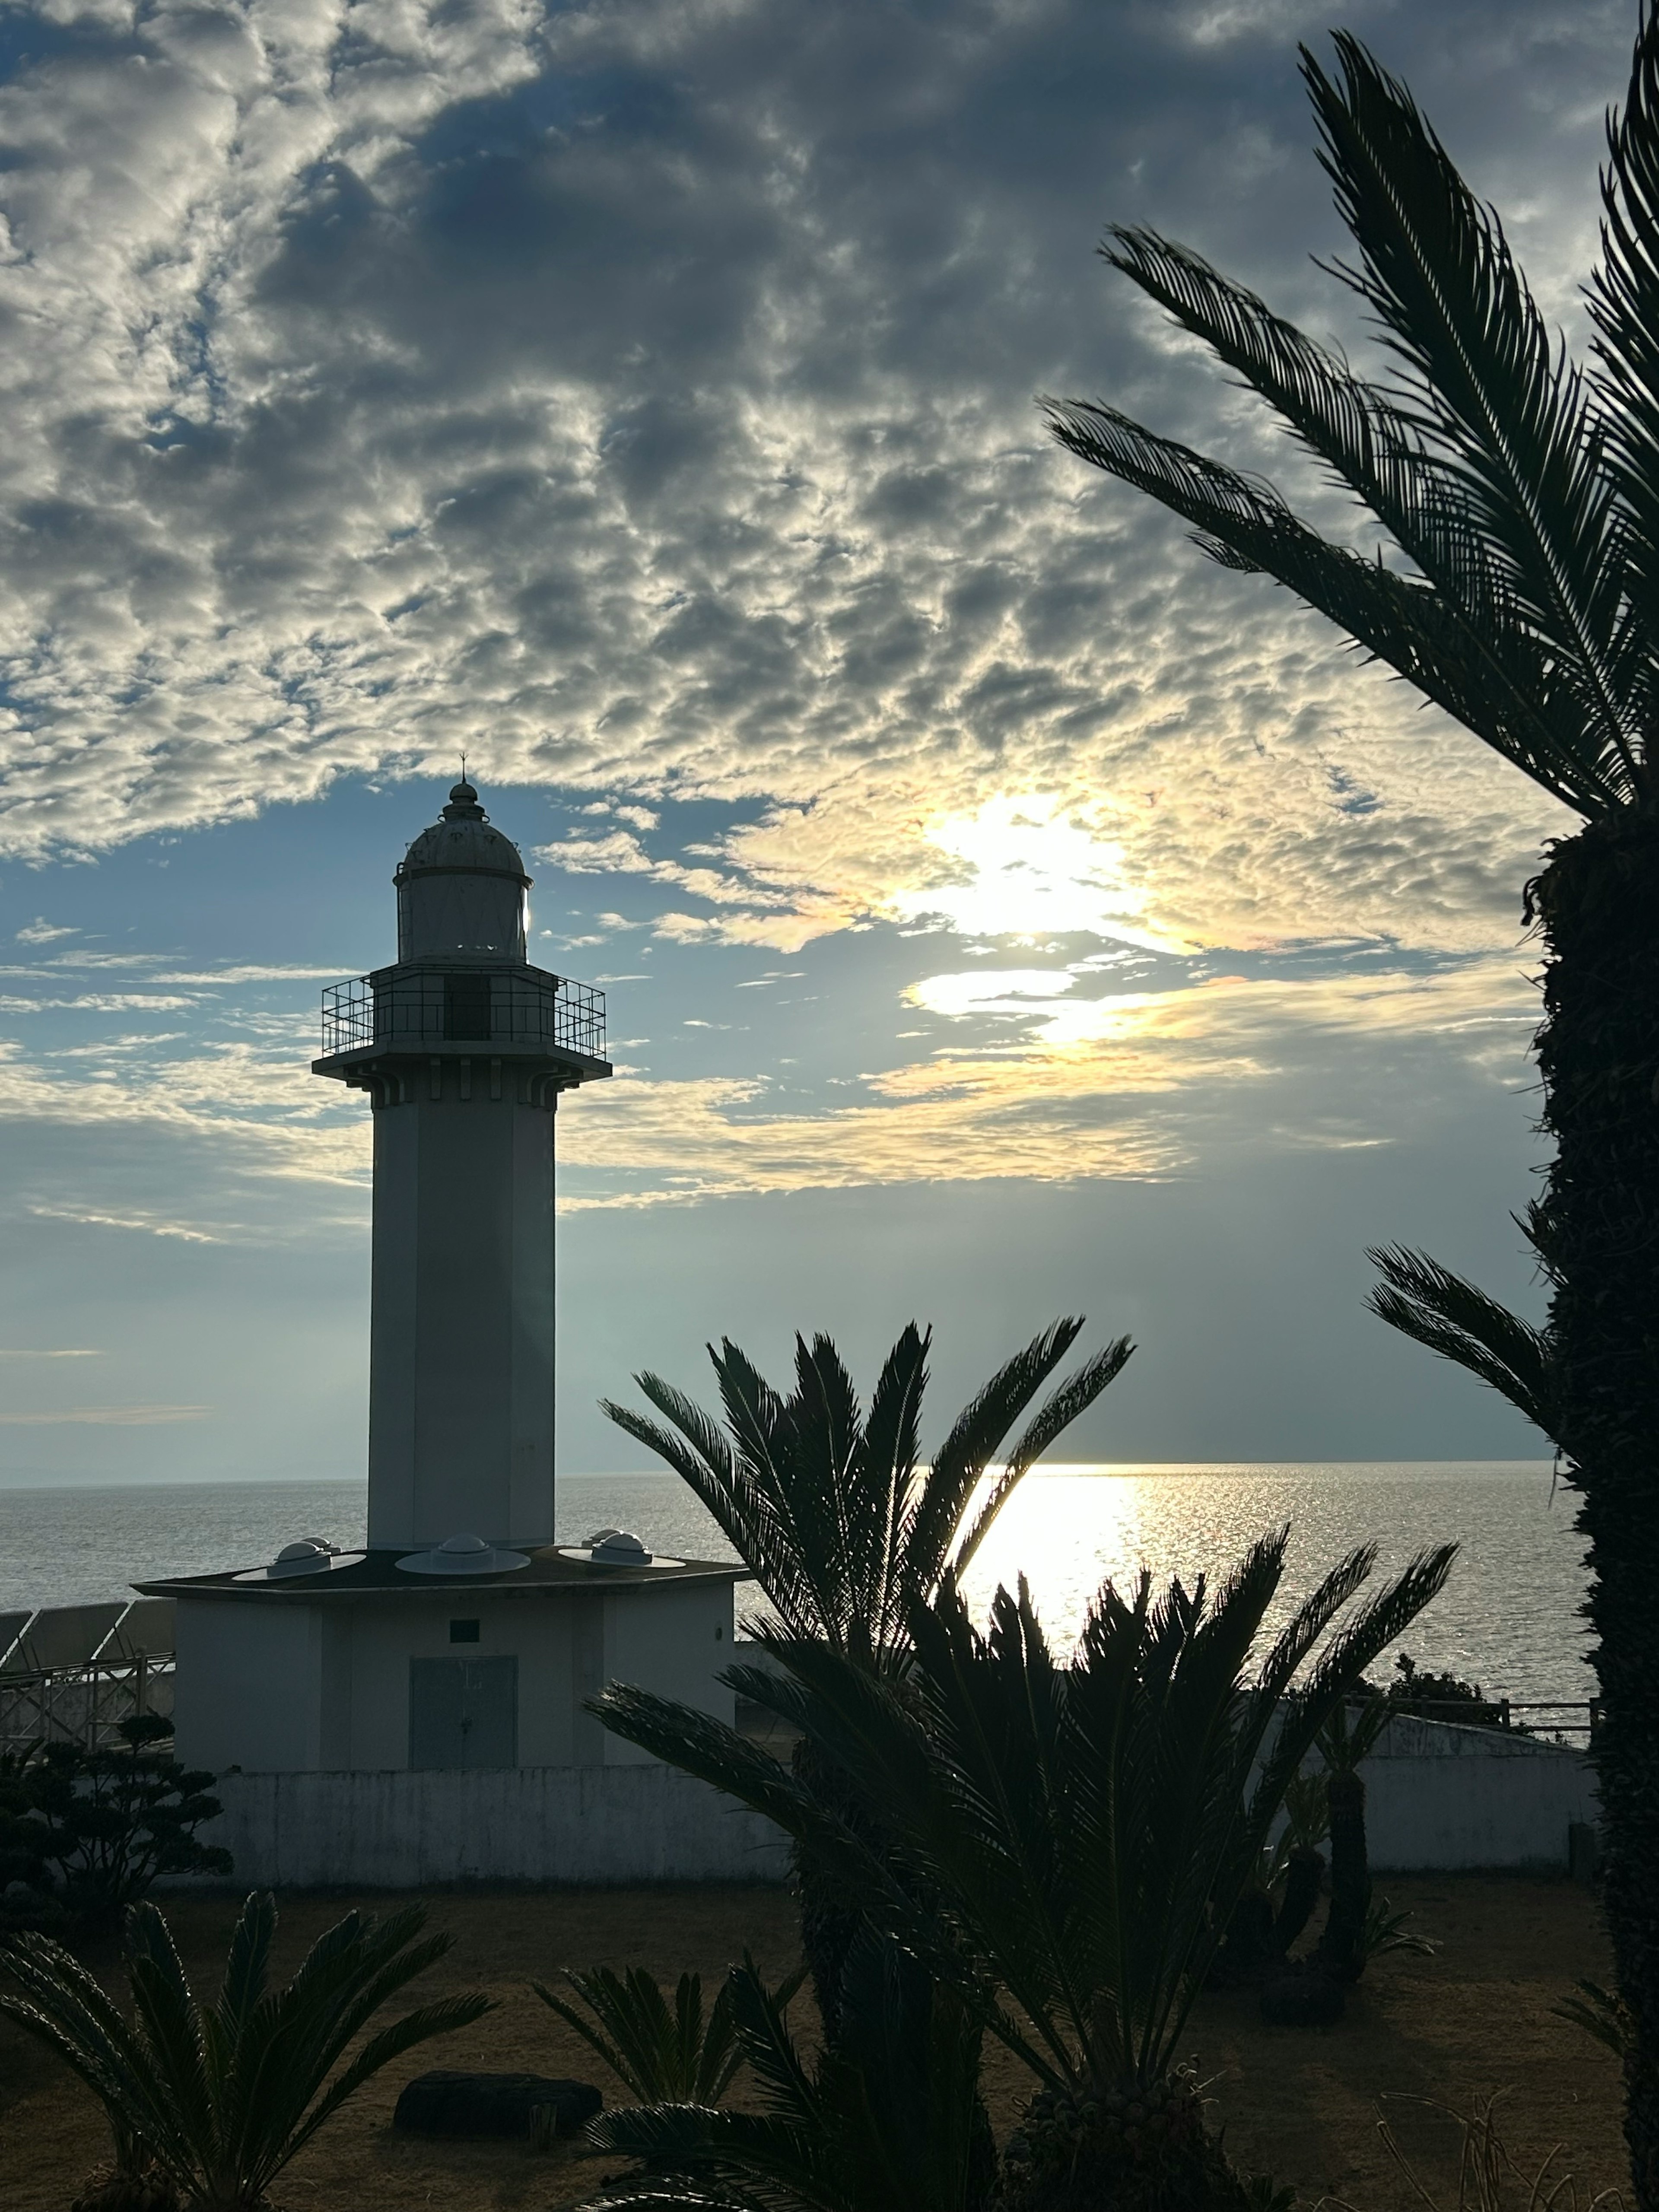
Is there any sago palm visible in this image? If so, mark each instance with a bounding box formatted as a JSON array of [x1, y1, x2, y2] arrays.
[[604, 1316, 1131, 2041], [534, 1956, 806, 2105], [595, 1531, 1454, 2211], [583, 1936, 990, 2212], [0, 1891, 489, 2210], [1042, 19, 1659, 2198], [602, 1317, 1132, 1671]]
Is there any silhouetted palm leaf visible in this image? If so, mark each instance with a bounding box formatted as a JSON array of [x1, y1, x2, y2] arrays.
[[1367, 1243, 1561, 1447], [534, 1956, 806, 2106], [603, 1321, 1132, 1669], [0, 1892, 489, 2207]]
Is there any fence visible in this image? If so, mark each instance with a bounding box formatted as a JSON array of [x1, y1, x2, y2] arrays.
[[1374, 1697, 1600, 1743], [320, 967, 606, 1062], [0, 1600, 176, 1751]]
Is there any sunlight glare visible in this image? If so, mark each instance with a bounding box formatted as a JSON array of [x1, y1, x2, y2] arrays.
[[896, 795, 1171, 947]]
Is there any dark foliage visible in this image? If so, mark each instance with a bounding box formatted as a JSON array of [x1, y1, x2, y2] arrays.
[[583, 1933, 994, 2212], [606, 1320, 1132, 2047], [534, 1956, 805, 2107], [0, 1889, 490, 2209], [0, 1718, 229, 1933], [602, 1320, 1132, 1672], [594, 1533, 1452, 2209]]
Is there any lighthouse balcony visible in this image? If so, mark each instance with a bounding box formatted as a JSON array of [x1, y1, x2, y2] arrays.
[[314, 963, 608, 1075]]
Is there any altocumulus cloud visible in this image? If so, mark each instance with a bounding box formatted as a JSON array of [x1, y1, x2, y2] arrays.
[[0, 0, 1636, 1209]]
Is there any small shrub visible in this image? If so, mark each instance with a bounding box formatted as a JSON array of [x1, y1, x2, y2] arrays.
[[1372, 1654, 1513, 1732], [4, 1716, 230, 1931]]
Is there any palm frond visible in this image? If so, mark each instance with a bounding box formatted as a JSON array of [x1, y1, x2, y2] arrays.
[[1043, 398, 1622, 816], [1, 1893, 486, 2205], [1588, 4, 1659, 698], [1366, 1243, 1561, 1446], [951, 1335, 1134, 1581], [603, 1321, 1128, 1670], [1301, 33, 1644, 798]]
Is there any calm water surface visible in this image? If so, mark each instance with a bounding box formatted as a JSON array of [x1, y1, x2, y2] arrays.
[[0, 1461, 1589, 1703]]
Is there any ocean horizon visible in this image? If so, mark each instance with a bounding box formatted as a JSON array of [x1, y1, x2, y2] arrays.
[[0, 1459, 1588, 1707]]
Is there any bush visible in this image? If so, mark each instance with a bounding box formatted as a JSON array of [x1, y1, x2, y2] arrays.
[[0, 1716, 229, 1932], [1371, 1653, 1513, 1731]]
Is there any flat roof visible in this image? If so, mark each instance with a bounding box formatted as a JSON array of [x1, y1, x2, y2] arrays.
[[135, 1548, 749, 1604]]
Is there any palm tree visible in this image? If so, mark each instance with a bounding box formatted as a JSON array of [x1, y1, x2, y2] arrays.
[[0, 1891, 489, 2210], [1041, 19, 1659, 2198], [602, 1318, 1132, 1672], [595, 1531, 1454, 2211], [604, 1318, 1132, 2041], [533, 1956, 805, 2106]]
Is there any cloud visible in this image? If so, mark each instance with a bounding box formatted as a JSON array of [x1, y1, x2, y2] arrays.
[[0, 1347, 101, 1358], [0, 0, 1626, 973], [15, 919, 76, 944], [28, 1204, 228, 1244], [556, 953, 1535, 1205], [0, 1404, 211, 1424], [0, 994, 200, 1012], [0, 1036, 370, 1192]]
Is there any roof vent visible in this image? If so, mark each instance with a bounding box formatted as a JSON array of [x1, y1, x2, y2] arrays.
[[396, 1532, 530, 1577], [558, 1529, 681, 1569], [235, 1537, 365, 1584]]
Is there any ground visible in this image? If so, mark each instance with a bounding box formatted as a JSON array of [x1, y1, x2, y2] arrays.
[[0, 1875, 1626, 2211]]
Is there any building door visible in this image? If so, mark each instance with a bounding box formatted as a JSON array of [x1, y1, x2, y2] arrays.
[[408, 1656, 518, 1769]]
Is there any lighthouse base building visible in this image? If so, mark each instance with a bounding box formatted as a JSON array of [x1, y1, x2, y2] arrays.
[[139, 785, 781, 1885]]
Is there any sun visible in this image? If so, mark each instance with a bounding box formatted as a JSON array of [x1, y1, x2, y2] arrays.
[[896, 794, 1169, 947]]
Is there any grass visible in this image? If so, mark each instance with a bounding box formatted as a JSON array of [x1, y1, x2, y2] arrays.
[[0, 1874, 1624, 2211]]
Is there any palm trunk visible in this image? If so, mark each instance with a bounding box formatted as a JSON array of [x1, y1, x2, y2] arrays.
[[1532, 813, 1659, 2212], [1313, 1770, 1370, 1985]]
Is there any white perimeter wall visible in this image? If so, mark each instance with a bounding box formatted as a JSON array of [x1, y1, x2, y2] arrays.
[[177, 1729, 1600, 1889], [189, 1764, 791, 1887]]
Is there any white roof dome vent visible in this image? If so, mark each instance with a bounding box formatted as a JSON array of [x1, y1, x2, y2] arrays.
[[558, 1528, 682, 1569], [395, 1531, 530, 1577], [236, 1537, 366, 1584]]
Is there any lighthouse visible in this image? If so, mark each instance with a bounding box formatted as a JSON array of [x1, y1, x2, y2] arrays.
[[141, 784, 744, 1804], [313, 777, 607, 1553]]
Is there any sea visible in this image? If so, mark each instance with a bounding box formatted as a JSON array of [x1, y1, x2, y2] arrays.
[[0, 1460, 1592, 1707]]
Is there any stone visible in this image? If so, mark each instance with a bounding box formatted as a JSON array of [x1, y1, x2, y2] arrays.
[[392, 2070, 602, 2140]]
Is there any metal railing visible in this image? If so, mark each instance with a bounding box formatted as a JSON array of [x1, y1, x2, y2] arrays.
[[321, 966, 605, 1062], [0, 1658, 175, 1752], [1376, 1697, 1601, 1743]]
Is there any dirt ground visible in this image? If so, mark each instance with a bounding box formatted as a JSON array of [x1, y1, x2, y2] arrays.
[[0, 1874, 1626, 2212]]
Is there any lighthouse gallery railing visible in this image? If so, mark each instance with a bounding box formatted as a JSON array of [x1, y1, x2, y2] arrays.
[[321, 967, 606, 1062]]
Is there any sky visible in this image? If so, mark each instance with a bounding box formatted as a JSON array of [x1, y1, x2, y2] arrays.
[[0, 0, 1631, 1487]]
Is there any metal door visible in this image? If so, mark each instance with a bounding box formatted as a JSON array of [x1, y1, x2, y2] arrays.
[[408, 1655, 518, 1769]]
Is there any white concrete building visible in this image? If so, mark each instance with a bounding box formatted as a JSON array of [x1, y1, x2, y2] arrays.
[[141, 784, 745, 1813]]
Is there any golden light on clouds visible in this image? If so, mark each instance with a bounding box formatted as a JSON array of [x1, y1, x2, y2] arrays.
[[894, 794, 1177, 949], [557, 956, 1535, 1207]]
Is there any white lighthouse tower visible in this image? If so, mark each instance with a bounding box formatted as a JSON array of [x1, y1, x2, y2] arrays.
[[143, 785, 744, 1825], [314, 776, 606, 1553]]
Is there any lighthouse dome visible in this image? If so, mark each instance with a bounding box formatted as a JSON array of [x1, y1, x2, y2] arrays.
[[395, 781, 530, 966]]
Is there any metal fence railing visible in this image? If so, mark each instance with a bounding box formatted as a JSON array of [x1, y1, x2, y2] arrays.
[[321, 967, 606, 1062], [1377, 1697, 1601, 1743], [0, 1657, 176, 1751]]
